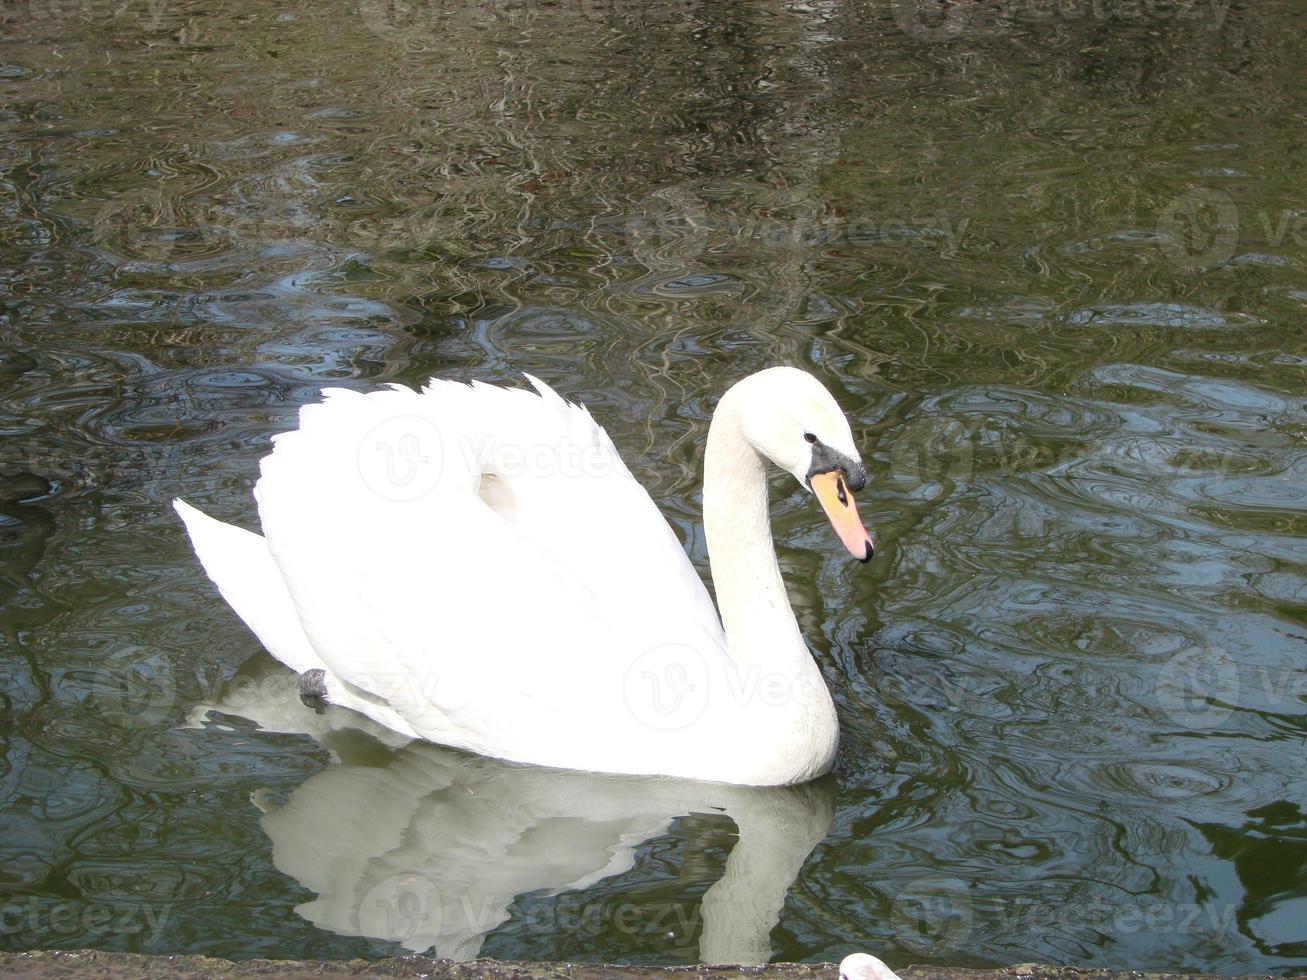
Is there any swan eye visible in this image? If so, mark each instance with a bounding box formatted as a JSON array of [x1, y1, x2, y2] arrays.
[[804, 432, 818, 443]]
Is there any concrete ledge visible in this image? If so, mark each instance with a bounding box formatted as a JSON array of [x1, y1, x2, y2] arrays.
[[0, 952, 1282, 980]]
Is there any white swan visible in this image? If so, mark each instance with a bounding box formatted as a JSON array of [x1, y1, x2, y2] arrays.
[[175, 367, 875, 786], [840, 953, 904, 980]]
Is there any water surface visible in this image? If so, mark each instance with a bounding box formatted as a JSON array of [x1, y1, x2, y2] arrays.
[[1, 0, 1305, 972]]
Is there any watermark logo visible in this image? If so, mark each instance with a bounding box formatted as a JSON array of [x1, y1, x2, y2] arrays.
[[92, 188, 182, 264], [0, 733, 26, 812], [890, 876, 974, 954], [626, 185, 712, 273], [91, 645, 178, 728], [890, 0, 970, 42], [344, 666, 472, 716], [624, 183, 969, 270], [356, 415, 446, 503], [622, 643, 710, 731], [21, 0, 168, 29], [881, 414, 1259, 492], [888, 416, 975, 491], [353, 419, 627, 504], [576, 0, 702, 24], [1153, 187, 1307, 271], [357, 0, 541, 41], [1156, 645, 1238, 730], [356, 871, 443, 949], [985, 893, 1238, 942], [357, 0, 441, 43], [621, 641, 837, 732], [91, 648, 333, 732], [0, 897, 171, 945], [1157, 188, 1239, 271], [889, 0, 1232, 42], [89, 188, 248, 266]]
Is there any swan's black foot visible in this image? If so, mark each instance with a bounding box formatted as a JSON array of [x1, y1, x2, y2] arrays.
[[298, 668, 328, 713]]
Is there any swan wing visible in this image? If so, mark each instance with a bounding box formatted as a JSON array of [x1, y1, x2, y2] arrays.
[[251, 377, 723, 766], [172, 498, 323, 676], [173, 499, 435, 739], [473, 373, 721, 641]]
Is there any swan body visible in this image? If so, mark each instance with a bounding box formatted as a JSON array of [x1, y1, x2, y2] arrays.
[[840, 953, 904, 980], [175, 367, 874, 786]]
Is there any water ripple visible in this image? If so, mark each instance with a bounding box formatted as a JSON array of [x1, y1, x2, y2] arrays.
[[1, 0, 1305, 971]]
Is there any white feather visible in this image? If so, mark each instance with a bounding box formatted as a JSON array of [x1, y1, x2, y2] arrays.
[[176, 368, 869, 785]]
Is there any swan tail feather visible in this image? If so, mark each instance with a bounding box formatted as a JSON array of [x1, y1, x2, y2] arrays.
[[172, 498, 324, 676], [175, 499, 429, 740]]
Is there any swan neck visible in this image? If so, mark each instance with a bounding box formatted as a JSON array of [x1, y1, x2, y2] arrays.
[[702, 399, 801, 664]]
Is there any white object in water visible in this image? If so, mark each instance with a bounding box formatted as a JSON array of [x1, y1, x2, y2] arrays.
[[839, 952, 905, 980], [175, 367, 875, 786]]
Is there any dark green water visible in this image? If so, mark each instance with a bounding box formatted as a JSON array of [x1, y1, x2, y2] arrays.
[[1, 0, 1306, 972]]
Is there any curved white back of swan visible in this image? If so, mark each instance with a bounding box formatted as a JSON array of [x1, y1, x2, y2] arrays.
[[177, 372, 845, 784]]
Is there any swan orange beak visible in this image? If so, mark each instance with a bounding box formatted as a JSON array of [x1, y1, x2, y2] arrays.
[[811, 470, 875, 563]]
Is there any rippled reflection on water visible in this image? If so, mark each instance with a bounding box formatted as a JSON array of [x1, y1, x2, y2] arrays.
[[1, 0, 1305, 972]]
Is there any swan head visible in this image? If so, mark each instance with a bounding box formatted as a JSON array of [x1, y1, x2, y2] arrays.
[[839, 953, 904, 980], [725, 367, 875, 563]]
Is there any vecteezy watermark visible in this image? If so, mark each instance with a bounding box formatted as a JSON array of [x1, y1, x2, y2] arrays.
[[983, 893, 1238, 942], [884, 414, 1258, 492], [623, 184, 971, 268], [356, 0, 543, 41], [889, 877, 974, 955], [1005, 0, 1231, 28], [1059, 898, 1237, 938], [471, 437, 617, 483], [876, 659, 1008, 719], [621, 642, 834, 732], [355, 0, 705, 39], [89, 649, 476, 735], [622, 643, 711, 731], [1156, 646, 1307, 731], [889, 882, 1238, 955], [88, 646, 320, 730], [86, 176, 970, 271], [888, 416, 975, 492], [88, 190, 288, 267], [356, 0, 444, 43], [522, 895, 701, 941], [354, 418, 626, 504], [1157, 187, 1307, 271], [88, 191, 286, 267], [91, 188, 183, 264], [1156, 645, 1238, 730], [0, 896, 171, 945], [890, 0, 1232, 43], [91, 645, 180, 728], [474, 894, 702, 943], [890, 0, 970, 42], [356, 872, 443, 951], [0, 735, 24, 811], [356, 415, 446, 503], [16, 0, 169, 28], [342, 880, 705, 951], [338, 666, 473, 718], [1156, 188, 1240, 271], [575, 0, 703, 24]]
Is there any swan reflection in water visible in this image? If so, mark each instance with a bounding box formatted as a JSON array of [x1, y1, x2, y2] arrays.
[[192, 655, 837, 964]]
